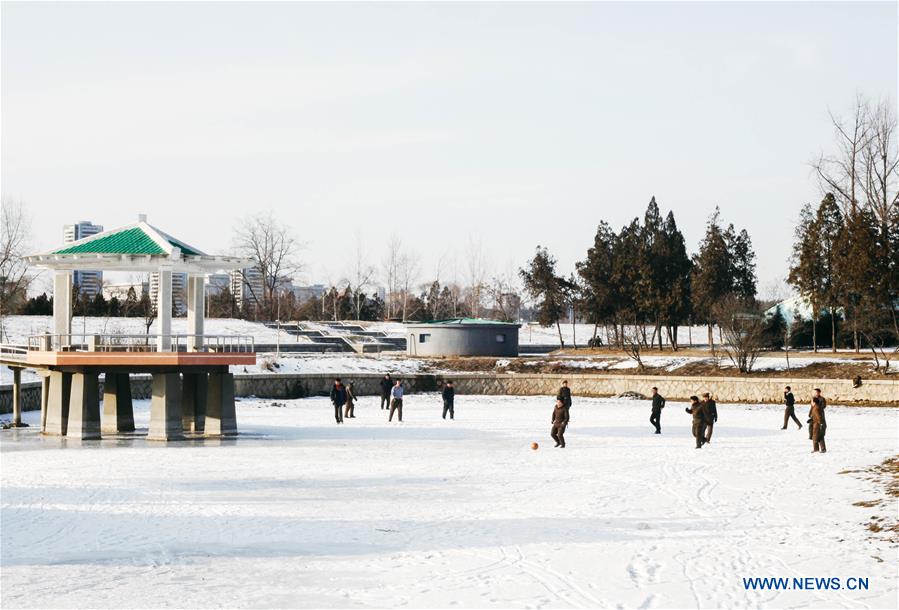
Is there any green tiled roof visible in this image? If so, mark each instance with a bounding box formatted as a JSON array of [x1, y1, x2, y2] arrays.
[[420, 318, 517, 326], [54, 227, 166, 255], [162, 234, 201, 256]]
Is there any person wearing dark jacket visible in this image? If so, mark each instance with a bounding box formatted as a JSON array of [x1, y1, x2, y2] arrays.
[[379, 374, 393, 410], [556, 380, 572, 427], [556, 381, 572, 409], [649, 386, 666, 434], [685, 395, 708, 448], [344, 382, 357, 419], [810, 389, 827, 453], [782, 385, 801, 430], [703, 392, 717, 443], [330, 378, 346, 424], [442, 381, 455, 420], [551, 399, 569, 448]]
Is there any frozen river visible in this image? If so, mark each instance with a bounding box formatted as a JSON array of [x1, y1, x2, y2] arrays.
[[1, 395, 896, 609]]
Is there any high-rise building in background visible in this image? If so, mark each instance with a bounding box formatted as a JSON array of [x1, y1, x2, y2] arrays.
[[230, 267, 264, 313], [292, 284, 327, 303], [205, 274, 231, 296], [63, 221, 104, 297], [149, 272, 187, 315]]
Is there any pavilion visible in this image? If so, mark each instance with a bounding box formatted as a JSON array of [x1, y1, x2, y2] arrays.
[[18, 215, 257, 441]]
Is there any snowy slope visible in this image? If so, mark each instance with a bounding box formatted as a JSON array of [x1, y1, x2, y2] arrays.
[[1, 397, 896, 609]]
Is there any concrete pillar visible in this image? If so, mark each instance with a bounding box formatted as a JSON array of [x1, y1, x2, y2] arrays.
[[186, 275, 205, 351], [53, 271, 73, 347], [206, 372, 237, 436], [148, 373, 184, 441], [157, 268, 172, 352], [44, 371, 72, 436], [11, 368, 21, 427], [40, 373, 50, 432], [182, 372, 207, 433], [102, 373, 135, 433], [67, 372, 101, 440]]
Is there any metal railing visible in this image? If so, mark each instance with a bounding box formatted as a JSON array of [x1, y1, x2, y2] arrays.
[[26, 334, 255, 354], [0, 344, 29, 363]]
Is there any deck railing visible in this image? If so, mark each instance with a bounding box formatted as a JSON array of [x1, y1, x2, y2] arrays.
[[26, 334, 255, 353]]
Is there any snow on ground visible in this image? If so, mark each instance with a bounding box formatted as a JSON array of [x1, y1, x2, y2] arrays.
[[0, 316, 295, 345], [520, 354, 872, 373], [1, 397, 896, 609], [235, 354, 427, 375]]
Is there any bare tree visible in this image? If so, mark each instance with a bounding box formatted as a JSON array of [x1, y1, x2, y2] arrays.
[[621, 325, 645, 371], [465, 237, 489, 318], [862, 99, 899, 227], [0, 200, 33, 341], [233, 212, 303, 320], [813, 94, 872, 216], [348, 234, 375, 320], [397, 250, 420, 322], [714, 295, 768, 373], [382, 234, 402, 320]]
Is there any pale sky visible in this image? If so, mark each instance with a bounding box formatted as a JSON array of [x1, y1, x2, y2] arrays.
[[2, 1, 896, 296]]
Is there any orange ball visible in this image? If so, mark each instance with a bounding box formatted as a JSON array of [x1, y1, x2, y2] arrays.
[[531, 442, 539, 450]]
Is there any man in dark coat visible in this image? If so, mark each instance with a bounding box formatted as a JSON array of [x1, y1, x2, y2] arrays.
[[649, 386, 666, 434], [703, 392, 717, 443], [556, 380, 572, 424], [782, 385, 801, 430], [379, 374, 393, 410], [442, 380, 455, 420], [685, 395, 707, 448], [551, 398, 569, 448], [329, 378, 346, 424], [810, 388, 827, 453]]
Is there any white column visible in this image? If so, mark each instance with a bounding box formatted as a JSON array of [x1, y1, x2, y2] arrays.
[[186, 275, 205, 351], [52, 271, 72, 347], [157, 268, 172, 351]]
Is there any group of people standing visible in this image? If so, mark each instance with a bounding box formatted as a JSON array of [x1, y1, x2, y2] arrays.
[[783, 385, 828, 453], [648, 385, 829, 452], [331, 375, 830, 455], [646, 387, 717, 448], [331, 374, 457, 424], [684, 392, 718, 449]]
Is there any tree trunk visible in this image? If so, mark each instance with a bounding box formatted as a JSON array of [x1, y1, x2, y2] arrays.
[[812, 308, 817, 353], [830, 308, 836, 353], [556, 319, 564, 348]]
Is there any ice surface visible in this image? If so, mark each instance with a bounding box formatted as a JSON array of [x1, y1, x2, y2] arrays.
[[1, 396, 896, 609]]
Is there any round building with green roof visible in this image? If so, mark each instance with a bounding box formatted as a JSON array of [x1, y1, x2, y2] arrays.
[[405, 318, 521, 357]]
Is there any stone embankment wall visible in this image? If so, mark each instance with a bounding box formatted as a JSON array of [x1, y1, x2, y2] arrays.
[[3, 372, 896, 414]]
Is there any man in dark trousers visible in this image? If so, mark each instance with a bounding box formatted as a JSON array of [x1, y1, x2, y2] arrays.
[[782, 385, 801, 430], [649, 386, 666, 434], [389, 379, 404, 422], [703, 392, 717, 443], [551, 398, 569, 448], [685, 395, 707, 448], [379, 374, 393, 410], [329, 378, 346, 424], [442, 380, 455, 420], [810, 388, 827, 453], [556, 380, 572, 423]]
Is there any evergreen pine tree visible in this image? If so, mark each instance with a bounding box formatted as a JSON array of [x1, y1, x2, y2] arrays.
[[520, 246, 568, 347]]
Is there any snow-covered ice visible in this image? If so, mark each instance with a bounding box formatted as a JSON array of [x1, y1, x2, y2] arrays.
[[1, 396, 896, 609]]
